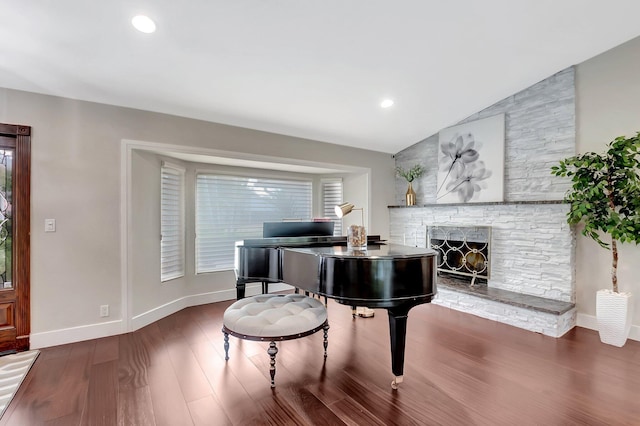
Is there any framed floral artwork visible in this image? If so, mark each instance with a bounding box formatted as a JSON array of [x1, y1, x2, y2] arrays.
[[436, 113, 505, 203]]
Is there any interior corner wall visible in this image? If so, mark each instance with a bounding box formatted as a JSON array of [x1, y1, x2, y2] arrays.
[[0, 87, 395, 348], [130, 150, 188, 321], [575, 35, 640, 337]]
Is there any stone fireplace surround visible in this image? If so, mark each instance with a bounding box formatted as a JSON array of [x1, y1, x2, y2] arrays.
[[389, 202, 576, 337]]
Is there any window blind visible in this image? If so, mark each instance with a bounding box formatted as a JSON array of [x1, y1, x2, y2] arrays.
[[321, 179, 343, 236], [196, 174, 312, 273], [160, 163, 185, 281]]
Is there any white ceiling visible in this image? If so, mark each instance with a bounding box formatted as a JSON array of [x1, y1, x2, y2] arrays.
[[2, 1, 640, 154]]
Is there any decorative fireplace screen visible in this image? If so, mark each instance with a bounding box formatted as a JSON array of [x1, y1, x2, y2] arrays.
[[427, 225, 491, 286]]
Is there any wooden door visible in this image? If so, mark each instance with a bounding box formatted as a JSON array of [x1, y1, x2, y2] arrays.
[[0, 124, 30, 352]]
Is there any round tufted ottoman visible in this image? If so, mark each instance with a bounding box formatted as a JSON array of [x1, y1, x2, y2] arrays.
[[222, 294, 329, 387]]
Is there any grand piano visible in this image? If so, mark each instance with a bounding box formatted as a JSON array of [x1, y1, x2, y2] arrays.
[[234, 224, 437, 389]]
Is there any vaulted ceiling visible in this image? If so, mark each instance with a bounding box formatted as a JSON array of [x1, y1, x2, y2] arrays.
[[2, 1, 640, 154]]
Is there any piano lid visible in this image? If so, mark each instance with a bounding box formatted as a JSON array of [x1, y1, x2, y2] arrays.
[[284, 244, 436, 259], [281, 243, 438, 307]]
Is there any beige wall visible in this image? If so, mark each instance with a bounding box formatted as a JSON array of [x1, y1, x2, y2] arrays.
[[0, 88, 395, 347], [576, 35, 640, 337]]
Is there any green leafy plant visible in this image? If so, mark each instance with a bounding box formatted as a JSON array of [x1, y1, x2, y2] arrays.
[[396, 164, 424, 182], [551, 132, 640, 293]]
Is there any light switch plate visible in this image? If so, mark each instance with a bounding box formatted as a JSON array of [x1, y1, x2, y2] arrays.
[[45, 219, 56, 232]]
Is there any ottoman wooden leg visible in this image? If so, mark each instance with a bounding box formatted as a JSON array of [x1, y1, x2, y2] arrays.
[[223, 332, 230, 361], [267, 341, 278, 388], [323, 324, 329, 358]]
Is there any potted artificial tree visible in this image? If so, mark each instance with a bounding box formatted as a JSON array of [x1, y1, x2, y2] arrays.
[[396, 164, 424, 206], [552, 132, 640, 346]]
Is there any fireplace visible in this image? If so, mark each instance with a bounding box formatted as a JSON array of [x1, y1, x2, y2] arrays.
[[427, 225, 491, 286]]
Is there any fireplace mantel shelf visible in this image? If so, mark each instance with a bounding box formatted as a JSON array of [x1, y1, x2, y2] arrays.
[[388, 200, 565, 208]]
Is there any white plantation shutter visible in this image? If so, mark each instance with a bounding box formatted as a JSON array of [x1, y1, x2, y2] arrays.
[[160, 162, 185, 281], [321, 179, 343, 236], [196, 174, 312, 273]]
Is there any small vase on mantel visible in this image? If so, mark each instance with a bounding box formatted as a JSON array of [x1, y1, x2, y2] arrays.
[[396, 164, 424, 206], [405, 182, 416, 206]]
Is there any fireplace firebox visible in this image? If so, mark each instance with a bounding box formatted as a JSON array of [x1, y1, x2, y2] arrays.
[[427, 225, 491, 286]]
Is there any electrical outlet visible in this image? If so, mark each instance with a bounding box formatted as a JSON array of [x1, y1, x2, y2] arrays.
[[100, 305, 109, 317]]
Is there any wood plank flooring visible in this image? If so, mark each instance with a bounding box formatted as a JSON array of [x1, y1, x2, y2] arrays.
[[2, 297, 640, 425]]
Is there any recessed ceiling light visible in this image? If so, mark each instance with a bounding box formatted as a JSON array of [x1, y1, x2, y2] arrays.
[[132, 15, 156, 33], [381, 99, 394, 108]]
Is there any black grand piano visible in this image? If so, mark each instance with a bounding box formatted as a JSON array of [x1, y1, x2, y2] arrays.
[[234, 222, 437, 389]]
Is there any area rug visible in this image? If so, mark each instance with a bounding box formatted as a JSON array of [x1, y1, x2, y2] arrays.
[[0, 350, 39, 419]]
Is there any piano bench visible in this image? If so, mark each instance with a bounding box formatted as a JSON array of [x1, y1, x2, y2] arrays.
[[222, 294, 329, 388]]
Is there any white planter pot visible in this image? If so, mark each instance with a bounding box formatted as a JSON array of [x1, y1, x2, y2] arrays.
[[596, 289, 633, 347]]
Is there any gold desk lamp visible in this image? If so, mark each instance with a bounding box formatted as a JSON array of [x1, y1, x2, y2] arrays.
[[334, 202, 374, 318], [334, 202, 367, 250]]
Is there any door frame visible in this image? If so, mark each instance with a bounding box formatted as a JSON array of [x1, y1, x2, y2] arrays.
[[0, 123, 30, 351]]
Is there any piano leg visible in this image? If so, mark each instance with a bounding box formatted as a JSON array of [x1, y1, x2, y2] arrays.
[[387, 305, 410, 389], [236, 282, 246, 300]]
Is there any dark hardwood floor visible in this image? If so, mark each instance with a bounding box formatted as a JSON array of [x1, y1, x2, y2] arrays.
[[3, 296, 640, 425]]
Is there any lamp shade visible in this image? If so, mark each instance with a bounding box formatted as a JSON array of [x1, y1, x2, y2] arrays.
[[335, 202, 355, 218]]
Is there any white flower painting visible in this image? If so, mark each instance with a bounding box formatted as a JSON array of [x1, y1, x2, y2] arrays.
[[437, 114, 505, 203]]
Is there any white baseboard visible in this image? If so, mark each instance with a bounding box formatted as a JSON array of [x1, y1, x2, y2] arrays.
[[31, 283, 294, 349], [576, 313, 640, 342], [30, 319, 123, 349], [130, 289, 234, 331], [31, 290, 638, 349], [131, 283, 293, 330]]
